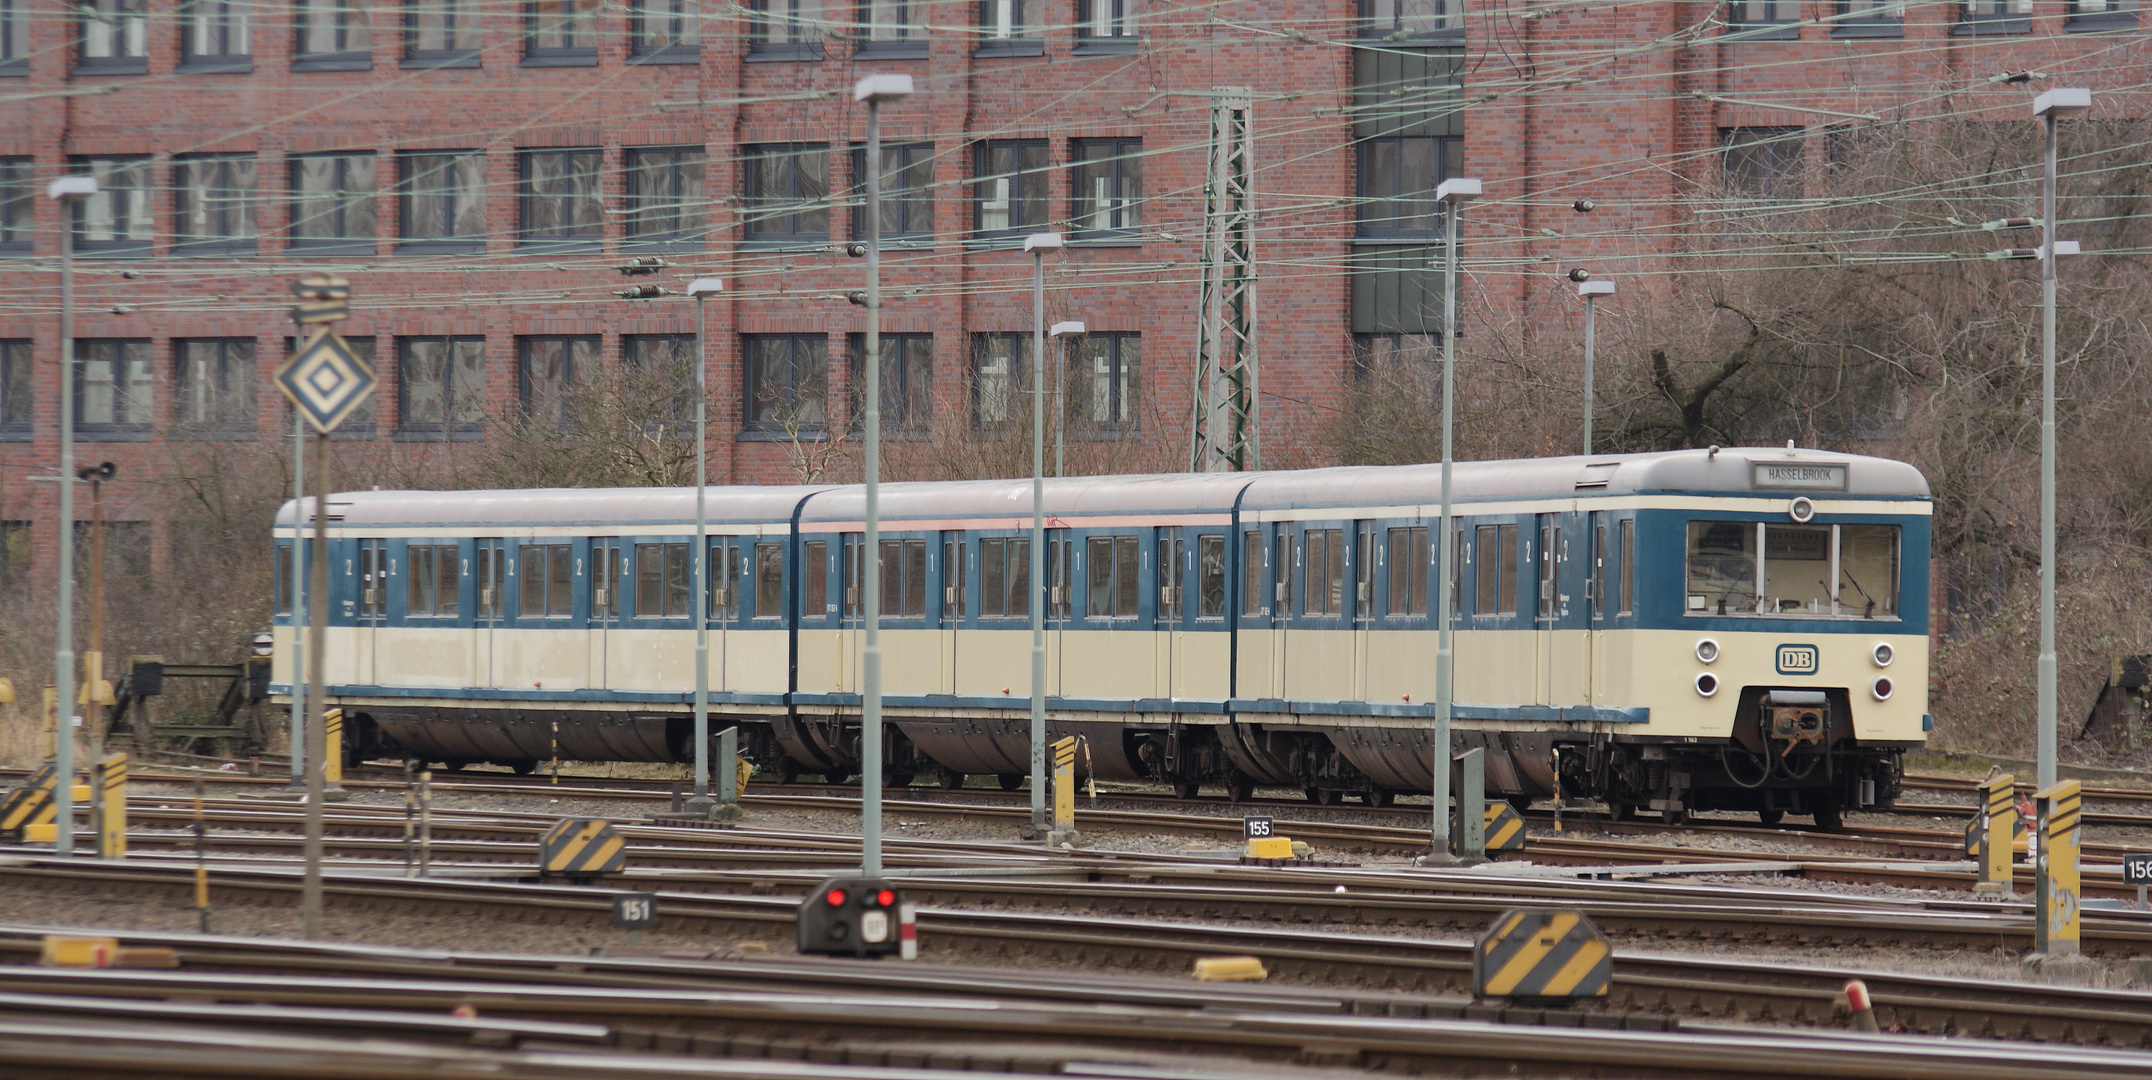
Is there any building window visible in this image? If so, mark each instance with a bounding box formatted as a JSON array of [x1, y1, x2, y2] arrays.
[[2067, 0, 2136, 26], [290, 152, 377, 251], [1359, 0, 1448, 37], [281, 336, 378, 436], [632, 0, 699, 59], [1960, 0, 2032, 30], [294, 0, 372, 68], [0, 158, 30, 252], [742, 144, 829, 244], [398, 336, 486, 437], [748, 0, 822, 57], [1729, 0, 1799, 31], [849, 142, 933, 241], [518, 148, 601, 250], [525, 0, 595, 63], [76, 339, 153, 435], [1353, 332, 1436, 376], [624, 334, 696, 425], [182, 0, 251, 68], [68, 156, 152, 255], [1070, 138, 1140, 239], [172, 338, 256, 437], [1072, 332, 1138, 434], [977, 0, 1038, 48], [172, 155, 258, 255], [624, 147, 706, 247], [1077, 0, 1135, 43], [0, 340, 29, 439], [1, 0, 26, 76], [405, 0, 480, 65], [858, 0, 923, 53], [846, 333, 932, 431], [742, 334, 828, 434], [516, 335, 598, 428], [78, 0, 146, 71], [1356, 135, 1461, 238], [0, 522, 28, 588], [1834, 0, 1903, 32], [397, 151, 485, 253], [1721, 126, 1804, 200], [974, 140, 1048, 237], [970, 332, 1031, 428]]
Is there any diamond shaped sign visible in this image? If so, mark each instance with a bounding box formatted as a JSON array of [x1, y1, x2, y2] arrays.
[[276, 327, 376, 434]]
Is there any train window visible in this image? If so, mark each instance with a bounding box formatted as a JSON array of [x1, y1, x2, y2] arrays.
[[1537, 524, 1557, 619], [1837, 525, 1898, 618], [635, 542, 690, 618], [978, 537, 1031, 617], [593, 543, 624, 618], [1242, 532, 1263, 617], [1590, 523, 1605, 617], [1273, 533, 1292, 609], [877, 538, 927, 617], [1048, 533, 1071, 617], [407, 544, 459, 617], [1303, 528, 1343, 616], [477, 541, 504, 619], [1685, 521, 1755, 614], [1474, 525, 1516, 615], [1762, 525, 1831, 615], [804, 540, 829, 616], [275, 546, 293, 616], [709, 542, 742, 619], [1157, 533, 1184, 619], [360, 545, 386, 619], [519, 544, 569, 617], [1451, 527, 1464, 618], [1354, 527, 1373, 615], [755, 543, 784, 617], [1085, 535, 1139, 618], [942, 538, 967, 617], [1618, 519, 1634, 615], [1386, 527, 1426, 616], [843, 538, 862, 617], [1197, 535, 1226, 618]]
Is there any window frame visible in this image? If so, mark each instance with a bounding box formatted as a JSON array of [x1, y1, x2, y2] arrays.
[[1355, 135, 1462, 239], [1069, 137, 1141, 241], [2065, 0, 2137, 29], [523, 0, 598, 64], [517, 147, 603, 251], [172, 337, 258, 438], [849, 141, 935, 243], [396, 334, 487, 440], [846, 332, 933, 433], [68, 156, 153, 257], [1682, 519, 1902, 620], [396, 150, 487, 254], [973, 139, 1050, 240], [1727, 0, 1800, 36], [518, 542, 576, 618], [1075, 0, 1136, 48], [293, 0, 373, 70], [969, 331, 1031, 430], [77, 0, 147, 72], [73, 338, 154, 438], [856, 0, 926, 56], [740, 333, 830, 436], [1069, 331, 1138, 436], [516, 334, 599, 429], [1832, 0, 1904, 36], [635, 541, 692, 619], [288, 151, 379, 253], [0, 0, 27, 77], [180, 0, 252, 70], [976, 0, 1041, 54], [1719, 126, 1806, 202], [0, 339, 31, 440], [1084, 533, 1141, 620], [1957, 0, 2032, 32], [741, 143, 831, 246], [404, 0, 481, 67], [746, 0, 824, 58], [623, 333, 697, 429], [630, 0, 700, 61], [622, 145, 706, 250], [406, 543, 462, 618], [1357, 0, 1454, 39], [171, 154, 259, 256], [0, 157, 30, 252]]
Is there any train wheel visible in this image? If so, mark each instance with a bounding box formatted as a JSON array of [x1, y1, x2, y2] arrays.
[[442, 761, 468, 773], [1310, 787, 1339, 807], [1758, 809, 1784, 826], [1363, 788, 1395, 808], [1663, 807, 1689, 827], [937, 767, 966, 790], [885, 772, 914, 788], [509, 760, 538, 776], [823, 772, 853, 785], [775, 759, 801, 785], [1811, 800, 1844, 832], [1227, 776, 1256, 803], [997, 773, 1025, 791], [1606, 800, 1631, 822], [1172, 779, 1200, 800]]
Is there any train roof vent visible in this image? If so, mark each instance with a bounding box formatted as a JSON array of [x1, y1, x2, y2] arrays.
[[1575, 463, 1621, 489]]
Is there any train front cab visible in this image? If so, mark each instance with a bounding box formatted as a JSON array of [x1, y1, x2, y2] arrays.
[[1581, 495, 1931, 828]]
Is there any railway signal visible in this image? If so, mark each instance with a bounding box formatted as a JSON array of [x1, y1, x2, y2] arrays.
[[798, 877, 914, 959]]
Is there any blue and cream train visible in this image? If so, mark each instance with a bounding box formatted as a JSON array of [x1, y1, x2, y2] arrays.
[[271, 447, 1931, 826]]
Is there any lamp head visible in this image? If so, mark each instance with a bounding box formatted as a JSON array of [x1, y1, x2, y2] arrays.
[[1578, 280, 1616, 297], [1049, 321, 1085, 337], [1435, 177, 1482, 203], [47, 175, 98, 201], [2033, 87, 2091, 117], [1023, 232, 1064, 253], [854, 74, 915, 105], [686, 277, 723, 297]]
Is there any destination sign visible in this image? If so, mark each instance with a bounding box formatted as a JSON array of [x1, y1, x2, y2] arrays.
[[1752, 462, 1847, 491]]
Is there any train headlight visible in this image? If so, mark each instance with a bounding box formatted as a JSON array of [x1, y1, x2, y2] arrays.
[[1695, 672, 1720, 698], [1695, 638, 1720, 664], [1872, 677, 1894, 701], [1789, 497, 1816, 523], [1871, 642, 1894, 668]]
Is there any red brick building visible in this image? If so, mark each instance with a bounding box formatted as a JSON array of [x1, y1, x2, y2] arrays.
[[0, 0, 2138, 575]]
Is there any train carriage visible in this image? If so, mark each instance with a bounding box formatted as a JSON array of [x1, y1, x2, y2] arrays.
[[271, 446, 1929, 826]]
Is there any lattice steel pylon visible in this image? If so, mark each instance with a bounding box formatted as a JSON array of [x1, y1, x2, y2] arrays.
[[1190, 89, 1260, 473]]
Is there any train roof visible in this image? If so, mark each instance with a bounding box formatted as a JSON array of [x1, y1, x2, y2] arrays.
[[1235, 448, 1929, 510], [284, 448, 1926, 528]]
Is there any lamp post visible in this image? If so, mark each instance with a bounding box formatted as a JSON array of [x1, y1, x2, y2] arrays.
[[47, 174, 97, 858], [685, 276, 723, 816], [2033, 87, 2087, 794], [856, 73, 913, 878], [1576, 277, 1614, 455], [1429, 176, 1479, 865], [78, 461, 114, 770], [1050, 321, 1084, 477], [1023, 231, 1062, 836]]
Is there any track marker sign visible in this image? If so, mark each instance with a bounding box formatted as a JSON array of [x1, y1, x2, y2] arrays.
[[2124, 853, 2152, 911], [612, 892, 658, 929], [1243, 816, 1275, 840], [276, 327, 376, 434]]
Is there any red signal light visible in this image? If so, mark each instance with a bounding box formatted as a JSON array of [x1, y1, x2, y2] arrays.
[[876, 889, 895, 907], [826, 889, 847, 906]]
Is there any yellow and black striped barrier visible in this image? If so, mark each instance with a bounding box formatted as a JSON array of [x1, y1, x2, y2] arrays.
[[323, 708, 344, 789], [96, 754, 126, 859], [1974, 772, 2017, 896], [538, 818, 626, 877], [0, 763, 58, 840], [1052, 737, 1077, 833], [1483, 801, 1526, 853], [2035, 779, 2082, 956], [1473, 908, 1611, 1002]]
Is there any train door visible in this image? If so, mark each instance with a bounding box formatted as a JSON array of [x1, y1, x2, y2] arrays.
[[475, 538, 506, 688], [1270, 523, 1292, 700], [1534, 516, 1558, 705], [1352, 521, 1374, 701], [354, 538, 387, 686], [1046, 530, 1072, 696], [941, 532, 965, 695], [589, 539, 625, 689], [710, 537, 743, 692], [839, 535, 863, 693], [1154, 528, 1184, 700], [1547, 512, 1592, 706], [1586, 512, 1607, 709]]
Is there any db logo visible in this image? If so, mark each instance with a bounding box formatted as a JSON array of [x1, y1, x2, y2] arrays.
[[1775, 644, 1820, 676]]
